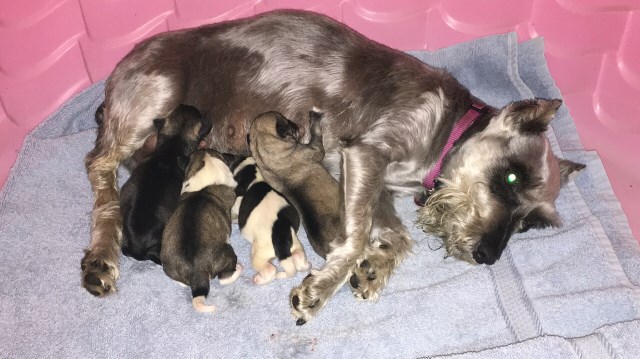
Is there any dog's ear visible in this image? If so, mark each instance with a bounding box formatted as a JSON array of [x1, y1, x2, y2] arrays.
[[506, 99, 562, 134], [275, 115, 298, 140], [557, 157, 586, 185], [94, 102, 105, 125], [197, 117, 213, 140]]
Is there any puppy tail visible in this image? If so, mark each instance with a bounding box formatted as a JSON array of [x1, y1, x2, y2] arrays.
[[191, 275, 215, 313]]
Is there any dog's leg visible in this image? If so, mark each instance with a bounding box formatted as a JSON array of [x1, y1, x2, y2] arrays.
[[81, 78, 179, 296], [349, 189, 413, 301], [81, 127, 142, 296], [290, 144, 386, 324]]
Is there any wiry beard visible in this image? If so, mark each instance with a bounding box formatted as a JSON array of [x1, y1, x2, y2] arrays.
[[415, 179, 487, 263]]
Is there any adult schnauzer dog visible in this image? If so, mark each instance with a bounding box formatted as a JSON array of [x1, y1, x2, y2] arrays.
[[81, 10, 585, 324]]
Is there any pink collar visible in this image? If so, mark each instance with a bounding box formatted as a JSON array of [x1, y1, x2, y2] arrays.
[[416, 102, 486, 206]]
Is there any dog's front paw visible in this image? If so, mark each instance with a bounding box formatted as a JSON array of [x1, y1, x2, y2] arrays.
[[348, 251, 392, 302], [80, 250, 118, 297], [289, 273, 329, 326]]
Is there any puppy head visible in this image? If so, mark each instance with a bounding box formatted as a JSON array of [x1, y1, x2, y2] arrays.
[[249, 111, 299, 158], [418, 98, 585, 264], [156, 104, 210, 152], [181, 149, 237, 194]]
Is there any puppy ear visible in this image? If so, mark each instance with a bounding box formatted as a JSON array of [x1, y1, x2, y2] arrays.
[[275, 116, 298, 140], [506, 99, 562, 134], [197, 113, 213, 140], [558, 157, 586, 185]]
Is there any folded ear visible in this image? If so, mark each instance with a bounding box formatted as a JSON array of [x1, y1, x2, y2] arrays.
[[506, 98, 562, 134], [558, 158, 586, 185]]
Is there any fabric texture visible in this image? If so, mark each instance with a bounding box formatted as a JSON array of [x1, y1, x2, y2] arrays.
[[1, 33, 638, 358]]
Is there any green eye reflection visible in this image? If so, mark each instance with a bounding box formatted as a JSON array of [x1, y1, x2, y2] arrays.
[[506, 172, 519, 185]]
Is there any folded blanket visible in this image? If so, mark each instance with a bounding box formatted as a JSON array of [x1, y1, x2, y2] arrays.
[[1, 33, 638, 358]]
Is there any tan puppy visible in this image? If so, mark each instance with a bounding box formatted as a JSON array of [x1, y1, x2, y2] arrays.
[[249, 111, 343, 259], [161, 149, 242, 313]]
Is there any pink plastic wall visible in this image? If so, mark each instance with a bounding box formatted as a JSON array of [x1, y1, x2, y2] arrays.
[[1, 0, 639, 238]]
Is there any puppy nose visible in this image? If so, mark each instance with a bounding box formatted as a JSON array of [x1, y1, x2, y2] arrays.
[[472, 244, 498, 265]]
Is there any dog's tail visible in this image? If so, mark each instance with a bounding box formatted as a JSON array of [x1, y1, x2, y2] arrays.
[[190, 273, 215, 313]]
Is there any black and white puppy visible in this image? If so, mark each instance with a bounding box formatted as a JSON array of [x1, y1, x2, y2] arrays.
[[161, 149, 243, 313], [231, 157, 309, 285], [119, 104, 208, 264]]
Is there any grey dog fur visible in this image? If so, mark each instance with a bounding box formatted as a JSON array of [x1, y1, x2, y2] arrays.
[[82, 10, 585, 325]]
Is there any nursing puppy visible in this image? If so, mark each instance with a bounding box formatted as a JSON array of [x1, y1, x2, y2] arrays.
[[118, 104, 206, 265], [250, 111, 342, 259], [232, 157, 310, 285], [161, 149, 243, 313]]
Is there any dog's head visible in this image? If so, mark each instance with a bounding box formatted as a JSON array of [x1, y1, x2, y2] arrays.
[[156, 104, 212, 152], [417, 99, 585, 265], [180, 149, 237, 194], [248, 111, 300, 157]]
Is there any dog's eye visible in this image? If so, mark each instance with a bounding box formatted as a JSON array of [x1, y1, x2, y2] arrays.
[[505, 170, 519, 186]]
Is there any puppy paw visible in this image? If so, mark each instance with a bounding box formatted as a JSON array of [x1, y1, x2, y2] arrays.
[[289, 273, 328, 326], [80, 250, 118, 297], [348, 252, 392, 302]]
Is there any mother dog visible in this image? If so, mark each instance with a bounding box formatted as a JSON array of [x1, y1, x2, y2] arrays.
[[82, 10, 584, 323]]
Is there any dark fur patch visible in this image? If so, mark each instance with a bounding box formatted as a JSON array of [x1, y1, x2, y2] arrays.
[[234, 164, 257, 197], [179, 194, 209, 262], [120, 134, 194, 264], [271, 205, 300, 260], [238, 181, 271, 229], [271, 212, 294, 260]]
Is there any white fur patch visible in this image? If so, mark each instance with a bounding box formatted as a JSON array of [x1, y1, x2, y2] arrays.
[[182, 157, 237, 194]]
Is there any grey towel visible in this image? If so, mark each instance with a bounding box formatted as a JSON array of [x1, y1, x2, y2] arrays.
[[1, 33, 639, 358]]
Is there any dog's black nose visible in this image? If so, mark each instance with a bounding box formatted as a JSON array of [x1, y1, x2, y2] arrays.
[[472, 244, 498, 265]]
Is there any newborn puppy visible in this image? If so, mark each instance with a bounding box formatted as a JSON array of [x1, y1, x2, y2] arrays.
[[231, 157, 310, 285], [161, 149, 243, 313], [249, 111, 343, 259], [119, 104, 208, 264]]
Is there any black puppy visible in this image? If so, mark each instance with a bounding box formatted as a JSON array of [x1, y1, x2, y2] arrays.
[[119, 104, 209, 264]]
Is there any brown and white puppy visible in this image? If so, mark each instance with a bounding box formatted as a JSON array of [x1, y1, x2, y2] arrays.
[[82, 10, 585, 325], [119, 104, 207, 266], [231, 157, 310, 285], [161, 149, 242, 313]]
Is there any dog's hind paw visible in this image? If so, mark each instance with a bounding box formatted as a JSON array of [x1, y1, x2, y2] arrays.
[[348, 252, 392, 302], [289, 273, 329, 326], [80, 251, 118, 297]]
